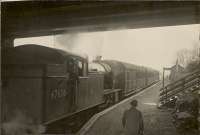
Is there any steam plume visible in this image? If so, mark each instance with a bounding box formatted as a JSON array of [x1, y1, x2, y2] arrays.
[[2, 110, 45, 135], [55, 32, 104, 61]]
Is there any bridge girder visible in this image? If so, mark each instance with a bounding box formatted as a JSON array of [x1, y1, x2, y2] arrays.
[[1, 1, 200, 48]]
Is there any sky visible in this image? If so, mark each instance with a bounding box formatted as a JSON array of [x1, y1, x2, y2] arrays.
[[15, 24, 200, 72]]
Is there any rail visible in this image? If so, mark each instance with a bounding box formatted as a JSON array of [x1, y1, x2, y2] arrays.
[[159, 70, 200, 106]]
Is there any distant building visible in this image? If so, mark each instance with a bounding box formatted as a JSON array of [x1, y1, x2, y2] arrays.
[[169, 60, 184, 82], [94, 55, 102, 61]]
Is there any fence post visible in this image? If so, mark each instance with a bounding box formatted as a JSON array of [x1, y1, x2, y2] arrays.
[[165, 87, 167, 103], [182, 78, 185, 92], [198, 73, 200, 92]]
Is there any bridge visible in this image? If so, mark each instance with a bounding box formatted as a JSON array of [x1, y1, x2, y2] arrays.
[[2, 1, 200, 48]]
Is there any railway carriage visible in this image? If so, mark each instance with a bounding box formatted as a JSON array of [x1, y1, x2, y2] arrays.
[[90, 60, 159, 104]]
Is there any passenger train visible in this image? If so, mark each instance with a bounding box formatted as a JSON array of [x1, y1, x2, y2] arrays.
[[2, 44, 159, 134]]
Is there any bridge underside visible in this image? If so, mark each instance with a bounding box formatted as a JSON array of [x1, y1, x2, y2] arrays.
[[2, 1, 200, 48]]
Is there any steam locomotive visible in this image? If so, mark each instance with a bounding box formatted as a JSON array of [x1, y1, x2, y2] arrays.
[[2, 44, 159, 134]]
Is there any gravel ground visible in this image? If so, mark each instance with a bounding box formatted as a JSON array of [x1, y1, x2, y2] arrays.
[[80, 82, 197, 135]]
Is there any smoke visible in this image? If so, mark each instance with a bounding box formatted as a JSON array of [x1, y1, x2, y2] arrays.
[[54, 32, 104, 61], [2, 110, 45, 135], [55, 33, 79, 51]]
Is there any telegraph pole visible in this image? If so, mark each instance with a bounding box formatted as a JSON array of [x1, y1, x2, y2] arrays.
[[162, 67, 171, 88], [163, 68, 165, 88]]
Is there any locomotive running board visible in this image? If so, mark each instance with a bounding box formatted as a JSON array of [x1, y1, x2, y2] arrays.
[[103, 89, 122, 95]]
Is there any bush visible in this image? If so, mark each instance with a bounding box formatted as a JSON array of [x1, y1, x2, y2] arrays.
[[186, 60, 200, 72]]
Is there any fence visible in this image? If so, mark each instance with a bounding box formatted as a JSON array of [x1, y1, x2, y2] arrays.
[[159, 70, 200, 106]]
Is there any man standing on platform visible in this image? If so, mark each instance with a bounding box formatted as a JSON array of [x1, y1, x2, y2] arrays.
[[122, 100, 144, 135]]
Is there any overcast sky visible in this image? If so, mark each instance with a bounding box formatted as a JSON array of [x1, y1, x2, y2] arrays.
[[15, 24, 200, 71]]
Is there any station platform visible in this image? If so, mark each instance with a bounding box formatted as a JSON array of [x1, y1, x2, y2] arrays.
[[77, 82, 179, 135]]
